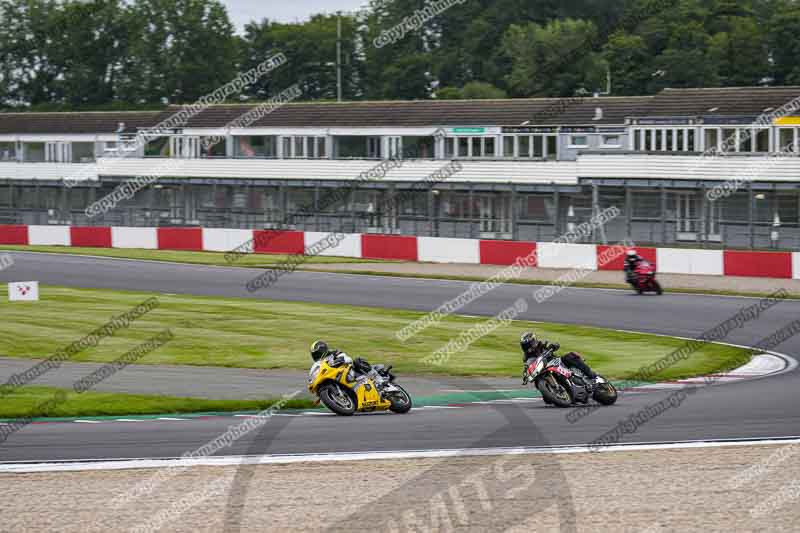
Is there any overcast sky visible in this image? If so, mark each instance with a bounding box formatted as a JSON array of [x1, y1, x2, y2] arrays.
[[222, 0, 369, 30]]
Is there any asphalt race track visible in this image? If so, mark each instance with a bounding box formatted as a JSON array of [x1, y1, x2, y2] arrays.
[[1, 251, 800, 463]]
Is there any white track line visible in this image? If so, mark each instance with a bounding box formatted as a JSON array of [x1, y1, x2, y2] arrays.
[[4, 437, 800, 474]]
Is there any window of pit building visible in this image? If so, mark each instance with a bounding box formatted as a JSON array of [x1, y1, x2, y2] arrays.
[[333, 136, 381, 159], [23, 142, 46, 162], [402, 136, 435, 159], [234, 136, 277, 158], [502, 136, 515, 157], [72, 142, 95, 163], [145, 137, 171, 157], [569, 135, 589, 148], [778, 128, 799, 153], [201, 137, 227, 158], [457, 137, 469, 157], [518, 136, 531, 157], [601, 135, 621, 148], [0, 142, 15, 161], [444, 137, 456, 158]]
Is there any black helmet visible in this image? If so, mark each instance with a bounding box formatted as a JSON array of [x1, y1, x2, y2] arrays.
[[310, 340, 329, 361], [520, 332, 537, 353]]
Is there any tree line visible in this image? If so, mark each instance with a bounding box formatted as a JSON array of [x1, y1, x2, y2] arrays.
[[1, 0, 799, 110]]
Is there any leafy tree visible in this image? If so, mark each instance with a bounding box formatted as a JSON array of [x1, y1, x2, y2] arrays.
[[770, 0, 800, 84], [603, 31, 652, 95], [502, 18, 607, 97], [239, 14, 361, 102], [0, 0, 64, 106], [118, 0, 238, 104], [435, 81, 507, 100], [50, 0, 134, 107], [707, 0, 769, 86]]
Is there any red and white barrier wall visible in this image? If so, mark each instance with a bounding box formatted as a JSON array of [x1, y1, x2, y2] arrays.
[[1, 224, 799, 280]]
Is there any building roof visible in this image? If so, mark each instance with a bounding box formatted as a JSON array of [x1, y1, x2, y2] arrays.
[[175, 96, 653, 129], [0, 110, 166, 135], [638, 86, 800, 118], [1, 86, 799, 135]]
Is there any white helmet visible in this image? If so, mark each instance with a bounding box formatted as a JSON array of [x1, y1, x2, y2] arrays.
[[627, 250, 638, 257]]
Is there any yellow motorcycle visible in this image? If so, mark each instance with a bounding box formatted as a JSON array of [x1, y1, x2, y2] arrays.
[[307, 354, 412, 416]]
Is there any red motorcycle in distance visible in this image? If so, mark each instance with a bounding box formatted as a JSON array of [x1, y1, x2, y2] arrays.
[[631, 261, 663, 295]]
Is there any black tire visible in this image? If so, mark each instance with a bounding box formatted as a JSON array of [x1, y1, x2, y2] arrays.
[[388, 384, 413, 414], [536, 375, 573, 408], [319, 383, 357, 416], [654, 281, 663, 295], [593, 381, 618, 406]]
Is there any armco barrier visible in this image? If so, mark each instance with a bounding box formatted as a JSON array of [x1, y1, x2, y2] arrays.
[[794, 253, 800, 280], [253, 230, 304, 255], [479, 240, 537, 266], [0, 225, 29, 245], [724, 250, 793, 279], [157, 227, 203, 251], [202, 228, 254, 253], [70, 226, 112, 248], [418, 237, 480, 264], [362, 234, 418, 261], [656, 248, 723, 276], [537, 243, 597, 270], [597, 245, 655, 271], [112, 227, 158, 249], [304, 232, 362, 258], [29, 225, 70, 246]]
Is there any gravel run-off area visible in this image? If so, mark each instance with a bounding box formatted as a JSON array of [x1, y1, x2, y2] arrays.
[[1, 444, 798, 532]]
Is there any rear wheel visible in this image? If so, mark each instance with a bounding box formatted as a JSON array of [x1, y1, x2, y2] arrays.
[[536, 375, 573, 407], [320, 383, 357, 416], [387, 385, 412, 414], [593, 381, 618, 406]]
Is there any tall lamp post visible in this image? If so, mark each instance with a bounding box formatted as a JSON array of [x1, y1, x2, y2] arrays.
[[337, 11, 343, 102]]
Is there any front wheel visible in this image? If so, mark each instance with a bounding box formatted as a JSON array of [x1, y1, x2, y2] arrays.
[[593, 381, 618, 406], [536, 375, 573, 407], [319, 383, 357, 416], [387, 384, 412, 414]]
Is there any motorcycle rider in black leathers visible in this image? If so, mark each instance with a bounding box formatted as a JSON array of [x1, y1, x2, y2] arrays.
[[624, 249, 643, 286], [520, 331, 599, 384], [310, 340, 372, 378]]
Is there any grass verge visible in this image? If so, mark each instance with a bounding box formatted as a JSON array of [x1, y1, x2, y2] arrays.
[[0, 385, 315, 420], [0, 245, 388, 267], [0, 285, 753, 381]]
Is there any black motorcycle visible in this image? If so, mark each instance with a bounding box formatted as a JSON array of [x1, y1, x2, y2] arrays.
[[523, 343, 618, 407]]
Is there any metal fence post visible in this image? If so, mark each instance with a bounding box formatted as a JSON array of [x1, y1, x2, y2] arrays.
[[87, 185, 96, 226], [34, 180, 42, 225], [553, 183, 560, 237], [511, 183, 518, 241], [625, 184, 632, 242], [702, 184, 710, 248], [660, 185, 667, 245], [8, 182, 15, 223], [748, 181, 755, 249], [468, 183, 476, 239]]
